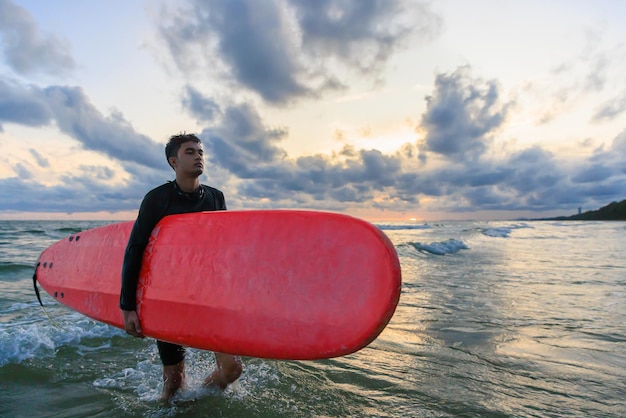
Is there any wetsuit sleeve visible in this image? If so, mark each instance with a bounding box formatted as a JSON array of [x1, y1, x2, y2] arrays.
[[218, 190, 227, 210], [120, 193, 162, 311]]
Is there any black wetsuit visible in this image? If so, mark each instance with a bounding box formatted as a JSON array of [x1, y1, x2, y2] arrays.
[[120, 181, 226, 365]]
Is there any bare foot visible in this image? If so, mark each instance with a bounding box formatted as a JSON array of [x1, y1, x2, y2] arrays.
[[161, 361, 186, 400], [203, 354, 243, 390]]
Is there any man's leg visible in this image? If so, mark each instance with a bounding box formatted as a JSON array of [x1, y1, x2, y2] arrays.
[[156, 340, 186, 400], [203, 353, 242, 390], [161, 360, 185, 400]]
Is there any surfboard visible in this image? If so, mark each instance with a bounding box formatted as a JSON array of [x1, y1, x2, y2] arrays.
[[34, 210, 401, 360]]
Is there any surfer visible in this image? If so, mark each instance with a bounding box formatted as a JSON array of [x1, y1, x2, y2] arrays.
[[120, 133, 243, 400]]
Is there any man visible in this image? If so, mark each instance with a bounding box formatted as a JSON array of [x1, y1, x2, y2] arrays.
[[120, 133, 242, 400]]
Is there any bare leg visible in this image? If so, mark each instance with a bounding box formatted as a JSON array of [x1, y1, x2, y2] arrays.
[[203, 353, 242, 390], [161, 360, 185, 400]]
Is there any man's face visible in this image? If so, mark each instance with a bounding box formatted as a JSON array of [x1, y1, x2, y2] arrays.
[[171, 141, 204, 177]]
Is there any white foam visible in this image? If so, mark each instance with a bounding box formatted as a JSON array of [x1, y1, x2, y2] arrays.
[[0, 312, 124, 366], [92, 353, 283, 414], [376, 223, 432, 231], [482, 223, 533, 238], [411, 239, 468, 255], [482, 227, 512, 238]]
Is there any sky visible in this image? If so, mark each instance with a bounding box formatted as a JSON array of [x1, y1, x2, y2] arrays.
[[1, 0, 625, 222]]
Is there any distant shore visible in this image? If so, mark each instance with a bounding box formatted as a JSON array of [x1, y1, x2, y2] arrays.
[[535, 199, 626, 221]]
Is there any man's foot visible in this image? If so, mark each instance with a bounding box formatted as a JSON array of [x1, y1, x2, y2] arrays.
[[161, 361, 186, 400], [203, 354, 242, 390]]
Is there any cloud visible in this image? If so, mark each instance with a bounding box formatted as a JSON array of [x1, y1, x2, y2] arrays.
[[78, 165, 116, 181], [182, 85, 221, 123], [158, 0, 442, 104], [197, 99, 407, 207], [0, 77, 174, 214], [571, 163, 615, 184], [13, 162, 32, 179], [419, 67, 512, 162], [185, 69, 626, 216], [29, 149, 49, 167], [592, 90, 626, 122], [44, 86, 162, 167], [2, 63, 625, 218], [159, 0, 310, 104], [0, 78, 53, 128], [0, 0, 74, 76], [0, 174, 146, 213], [201, 103, 289, 178], [289, 0, 441, 74], [0, 77, 163, 168]]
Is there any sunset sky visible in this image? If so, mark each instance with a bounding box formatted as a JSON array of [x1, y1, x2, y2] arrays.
[[1, 0, 625, 221]]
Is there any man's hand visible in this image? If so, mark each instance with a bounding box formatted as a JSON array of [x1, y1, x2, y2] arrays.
[[122, 310, 144, 338]]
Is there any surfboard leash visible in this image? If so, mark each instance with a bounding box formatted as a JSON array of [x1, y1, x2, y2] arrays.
[[32, 267, 66, 331]]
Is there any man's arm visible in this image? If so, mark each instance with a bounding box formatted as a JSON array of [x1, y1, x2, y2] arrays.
[[120, 218, 149, 311], [120, 192, 162, 336], [217, 189, 227, 211]]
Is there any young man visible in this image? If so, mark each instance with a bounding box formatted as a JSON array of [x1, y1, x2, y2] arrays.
[[120, 133, 242, 400]]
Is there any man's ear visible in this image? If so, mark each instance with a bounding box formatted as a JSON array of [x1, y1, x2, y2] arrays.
[[168, 156, 178, 169]]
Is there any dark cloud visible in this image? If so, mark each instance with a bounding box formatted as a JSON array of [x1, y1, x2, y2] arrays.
[[182, 85, 221, 123], [0, 155, 179, 214], [0, 0, 74, 76], [419, 67, 512, 162], [611, 129, 626, 159], [13, 162, 32, 179], [345, 149, 401, 188], [0, 78, 163, 168], [0, 78, 53, 128], [160, 0, 309, 104], [0, 174, 144, 213], [159, 0, 441, 104], [186, 71, 626, 217], [29, 149, 49, 167], [2, 61, 625, 218], [571, 163, 615, 184], [199, 100, 407, 206], [460, 186, 509, 208], [78, 165, 115, 181], [289, 0, 441, 75], [201, 103, 288, 178], [504, 147, 562, 194], [44, 86, 162, 168], [0, 76, 176, 214]]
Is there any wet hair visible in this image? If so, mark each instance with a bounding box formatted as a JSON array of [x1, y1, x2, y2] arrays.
[[165, 133, 201, 169]]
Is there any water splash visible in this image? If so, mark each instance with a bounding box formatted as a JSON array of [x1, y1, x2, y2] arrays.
[[408, 239, 468, 255]]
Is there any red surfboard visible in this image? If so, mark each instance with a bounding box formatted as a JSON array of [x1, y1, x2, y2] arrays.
[[34, 210, 401, 360]]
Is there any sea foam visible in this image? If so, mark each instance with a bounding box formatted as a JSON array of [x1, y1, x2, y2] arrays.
[[376, 223, 433, 231], [0, 312, 124, 366], [409, 239, 468, 255]]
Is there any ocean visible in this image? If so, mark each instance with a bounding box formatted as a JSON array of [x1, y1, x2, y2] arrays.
[[0, 219, 624, 417]]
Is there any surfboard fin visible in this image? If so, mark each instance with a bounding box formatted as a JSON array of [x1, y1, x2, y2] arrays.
[[33, 268, 44, 308]]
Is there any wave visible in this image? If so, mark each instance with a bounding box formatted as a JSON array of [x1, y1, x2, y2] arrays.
[[0, 312, 124, 367], [54, 227, 85, 235], [406, 239, 468, 255], [481, 227, 513, 238], [21, 229, 47, 235], [376, 223, 433, 231], [0, 262, 34, 273], [481, 223, 533, 238]]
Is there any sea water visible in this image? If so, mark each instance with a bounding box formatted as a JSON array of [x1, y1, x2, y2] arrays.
[[0, 220, 624, 417]]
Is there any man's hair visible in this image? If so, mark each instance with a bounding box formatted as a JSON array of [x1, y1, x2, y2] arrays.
[[165, 133, 201, 168]]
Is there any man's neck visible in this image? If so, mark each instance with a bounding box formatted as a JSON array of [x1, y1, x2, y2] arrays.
[[175, 176, 200, 193]]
